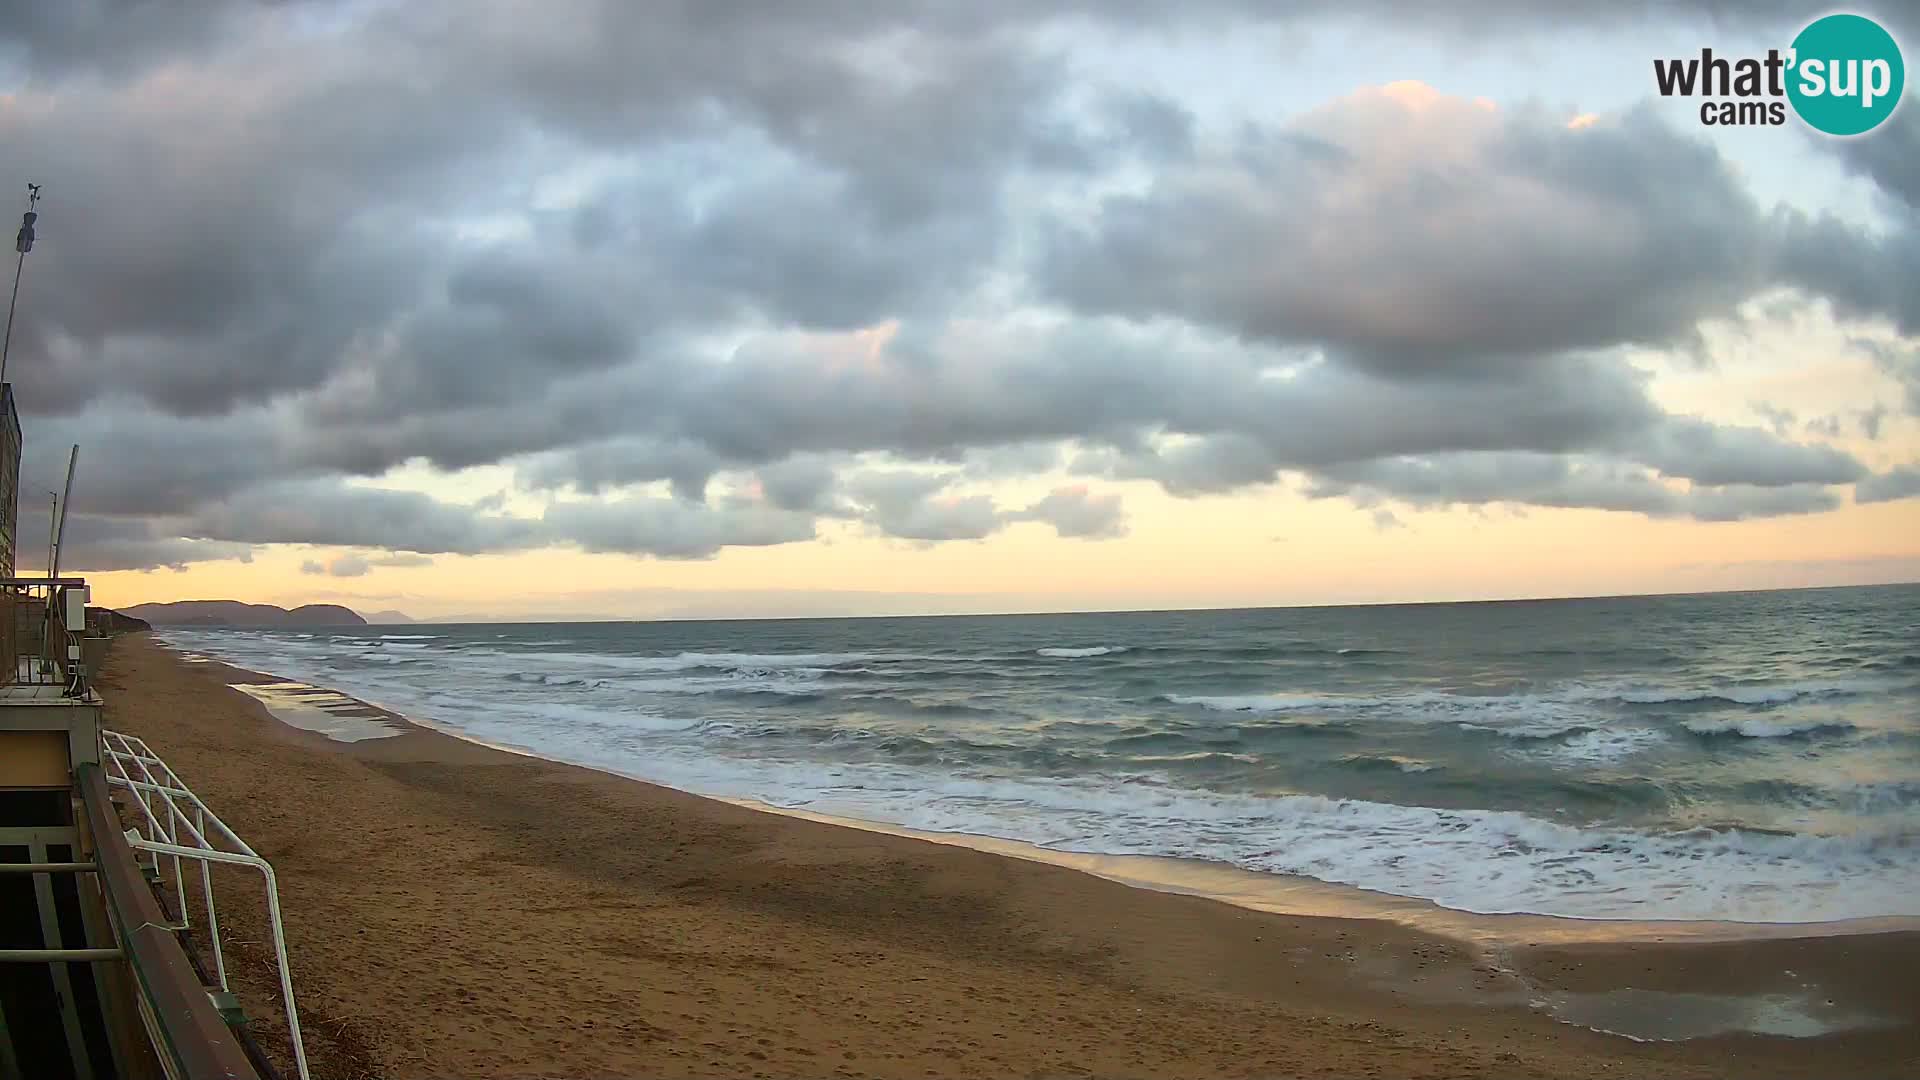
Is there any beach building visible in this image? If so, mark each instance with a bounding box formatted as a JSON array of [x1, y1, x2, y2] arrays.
[[0, 380, 297, 1079]]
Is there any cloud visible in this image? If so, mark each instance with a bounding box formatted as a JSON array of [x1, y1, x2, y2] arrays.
[[541, 496, 817, 559], [1855, 339, 1920, 416], [327, 554, 370, 577], [297, 552, 422, 577], [841, 471, 1004, 542], [25, 511, 252, 574], [1043, 85, 1919, 374], [0, 6, 1910, 573], [183, 482, 543, 555], [1828, 97, 1920, 212], [1304, 452, 1846, 521], [1857, 466, 1920, 504], [370, 552, 434, 569], [1013, 486, 1127, 539], [1752, 402, 1797, 437]]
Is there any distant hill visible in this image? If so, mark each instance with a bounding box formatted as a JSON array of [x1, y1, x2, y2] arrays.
[[120, 601, 368, 627], [87, 607, 152, 635], [363, 609, 414, 624]]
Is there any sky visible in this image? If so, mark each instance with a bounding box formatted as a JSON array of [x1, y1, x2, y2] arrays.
[[0, 1, 1917, 621]]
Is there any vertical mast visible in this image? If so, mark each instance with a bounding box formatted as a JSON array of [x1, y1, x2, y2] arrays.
[[2, 183, 42, 386]]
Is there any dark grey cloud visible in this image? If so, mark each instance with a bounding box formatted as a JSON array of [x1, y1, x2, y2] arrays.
[[21, 510, 252, 574], [184, 482, 543, 554], [1629, 418, 1867, 487]]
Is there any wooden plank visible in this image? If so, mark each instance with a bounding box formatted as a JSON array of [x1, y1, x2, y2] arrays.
[[0, 732, 68, 787]]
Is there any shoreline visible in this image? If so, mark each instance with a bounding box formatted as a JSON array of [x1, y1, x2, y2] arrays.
[[108, 633, 1919, 1078], [176, 636, 1920, 949]]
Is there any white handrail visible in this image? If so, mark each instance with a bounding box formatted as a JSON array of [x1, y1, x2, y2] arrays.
[[100, 729, 310, 1080]]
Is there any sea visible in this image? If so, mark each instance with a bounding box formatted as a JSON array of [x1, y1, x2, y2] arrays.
[[156, 584, 1920, 925]]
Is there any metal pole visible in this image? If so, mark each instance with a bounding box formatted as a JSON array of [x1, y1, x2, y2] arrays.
[[40, 491, 54, 677], [0, 949, 122, 963], [50, 444, 76, 579], [2, 183, 40, 387], [1, 249, 24, 385]]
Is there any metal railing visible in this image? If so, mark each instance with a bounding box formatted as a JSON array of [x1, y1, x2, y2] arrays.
[[1, 575, 92, 695], [76, 765, 263, 1080], [100, 728, 311, 1080]]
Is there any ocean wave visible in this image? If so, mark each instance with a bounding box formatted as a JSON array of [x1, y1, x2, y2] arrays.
[[1335, 753, 1438, 774], [377, 634, 439, 640], [1168, 690, 1599, 738], [1036, 646, 1128, 658], [1165, 692, 1343, 713], [1599, 680, 1884, 707], [505, 671, 602, 687], [527, 649, 919, 673], [1681, 716, 1858, 738], [599, 756, 1919, 922], [1515, 727, 1669, 765], [151, 615, 1920, 922]]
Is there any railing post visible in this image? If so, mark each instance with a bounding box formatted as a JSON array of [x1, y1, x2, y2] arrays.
[[196, 805, 227, 992]]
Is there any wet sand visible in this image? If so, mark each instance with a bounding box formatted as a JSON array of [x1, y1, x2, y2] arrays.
[[98, 634, 1919, 1079]]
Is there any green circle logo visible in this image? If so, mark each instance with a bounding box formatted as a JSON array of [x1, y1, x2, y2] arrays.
[[1787, 14, 1905, 136]]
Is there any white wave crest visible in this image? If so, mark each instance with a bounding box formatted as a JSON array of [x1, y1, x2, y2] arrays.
[[1682, 716, 1857, 738]]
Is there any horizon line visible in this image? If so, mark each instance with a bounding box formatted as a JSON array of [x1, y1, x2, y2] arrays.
[[124, 577, 1919, 627]]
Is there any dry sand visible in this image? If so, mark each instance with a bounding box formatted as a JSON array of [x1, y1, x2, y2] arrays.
[[97, 635, 1918, 1079]]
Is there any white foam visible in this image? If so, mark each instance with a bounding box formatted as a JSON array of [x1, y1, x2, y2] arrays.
[[1171, 690, 1599, 738], [1168, 692, 1344, 713], [1682, 716, 1856, 738], [525, 649, 904, 673], [1589, 678, 1890, 707], [1037, 646, 1128, 658], [531, 750, 1920, 923], [377, 634, 439, 640], [1519, 727, 1669, 766]]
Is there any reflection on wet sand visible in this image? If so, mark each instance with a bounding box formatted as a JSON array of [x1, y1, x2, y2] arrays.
[[1541, 987, 1892, 1041], [230, 680, 405, 742]]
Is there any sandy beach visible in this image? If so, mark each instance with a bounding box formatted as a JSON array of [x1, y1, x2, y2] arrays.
[[95, 634, 1918, 1079]]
